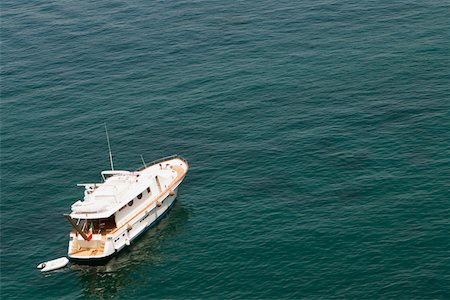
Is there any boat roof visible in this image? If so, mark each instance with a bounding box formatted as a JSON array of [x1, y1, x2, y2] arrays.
[[69, 157, 187, 219]]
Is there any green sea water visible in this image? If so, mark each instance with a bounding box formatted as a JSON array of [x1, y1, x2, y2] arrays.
[[1, 0, 450, 298]]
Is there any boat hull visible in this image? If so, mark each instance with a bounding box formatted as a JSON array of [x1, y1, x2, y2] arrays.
[[69, 195, 178, 265]]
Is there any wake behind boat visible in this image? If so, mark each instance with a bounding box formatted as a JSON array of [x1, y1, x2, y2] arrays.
[[65, 154, 188, 263]]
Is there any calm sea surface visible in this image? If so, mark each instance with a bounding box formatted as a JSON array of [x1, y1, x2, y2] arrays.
[[1, 0, 449, 298]]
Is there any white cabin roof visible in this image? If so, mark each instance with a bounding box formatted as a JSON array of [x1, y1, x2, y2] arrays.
[[70, 157, 187, 219]]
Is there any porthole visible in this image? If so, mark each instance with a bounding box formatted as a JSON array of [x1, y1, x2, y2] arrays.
[[128, 200, 134, 207], [137, 193, 142, 200], [147, 187, 151, 193]]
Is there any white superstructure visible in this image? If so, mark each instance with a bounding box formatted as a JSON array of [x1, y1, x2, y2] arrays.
[[65, 155, 188, 262]]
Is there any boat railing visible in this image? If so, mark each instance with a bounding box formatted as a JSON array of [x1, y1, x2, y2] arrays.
[[136, 154, 188, 171]]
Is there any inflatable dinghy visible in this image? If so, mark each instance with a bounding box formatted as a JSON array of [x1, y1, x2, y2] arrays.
[[37, 257, 69, 272]]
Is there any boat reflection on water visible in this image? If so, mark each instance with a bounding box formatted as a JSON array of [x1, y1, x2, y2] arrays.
[[73, 201, 190, 298]]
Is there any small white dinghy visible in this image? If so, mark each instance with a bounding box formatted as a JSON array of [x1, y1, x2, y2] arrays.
[[37, 257, 69, 272]]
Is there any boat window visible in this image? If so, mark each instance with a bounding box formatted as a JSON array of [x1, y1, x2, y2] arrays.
[[72, 217, 116, 235], [128, 200, 133, 207], [99, 215, 117, 233], [147, 187, 151, 193], [137, 193, 142, 200]]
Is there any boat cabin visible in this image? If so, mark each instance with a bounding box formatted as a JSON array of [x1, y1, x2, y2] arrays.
[[74, 215, 117, 235]]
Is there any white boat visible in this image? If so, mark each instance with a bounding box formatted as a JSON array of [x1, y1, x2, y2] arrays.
[[37, 257, 69, 272], [64, 154, 188, 263]]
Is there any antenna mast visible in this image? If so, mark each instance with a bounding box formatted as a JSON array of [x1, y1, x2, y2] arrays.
[[140, 154, 147, 168], [104, 124, 114, 170]]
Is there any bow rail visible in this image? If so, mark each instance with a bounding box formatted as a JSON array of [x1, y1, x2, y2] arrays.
[[136, 154, 188, 171]]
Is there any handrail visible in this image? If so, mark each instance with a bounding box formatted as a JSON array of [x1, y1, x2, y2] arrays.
[[136, 154, 188, 171]]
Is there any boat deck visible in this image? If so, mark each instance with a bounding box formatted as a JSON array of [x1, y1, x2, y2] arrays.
[[69, 235, 106, 257], [171, 165, 184, 176]]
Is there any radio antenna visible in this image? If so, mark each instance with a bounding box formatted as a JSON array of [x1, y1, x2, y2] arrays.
[[140, 154, 147, 168], [104, 124, 114, 170]]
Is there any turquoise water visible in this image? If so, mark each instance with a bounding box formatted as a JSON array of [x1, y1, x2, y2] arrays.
[[1, 0, 449, 298]]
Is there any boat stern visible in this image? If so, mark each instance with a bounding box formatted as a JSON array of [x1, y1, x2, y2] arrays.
[[68, 233, 115, 262]]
